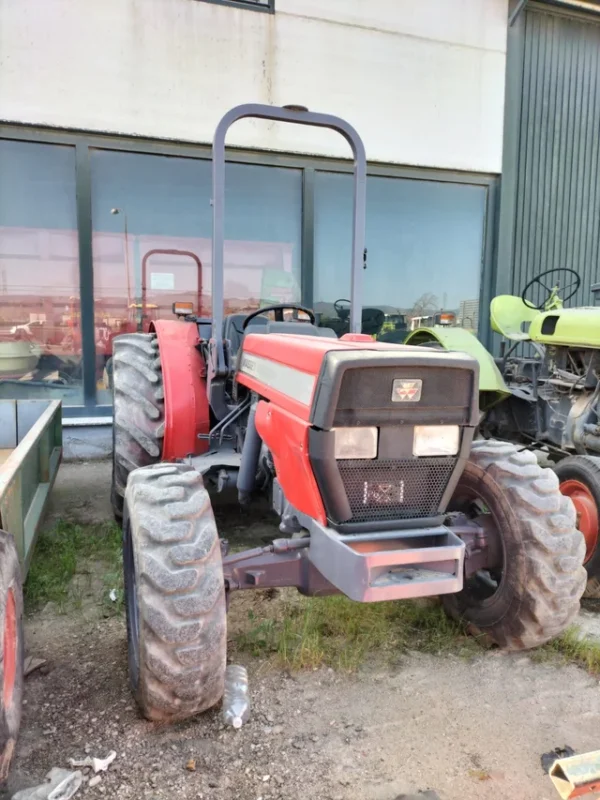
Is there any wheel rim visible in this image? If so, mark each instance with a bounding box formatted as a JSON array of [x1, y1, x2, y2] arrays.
[[3, 588, 17, 709], [123, 518, 140, 689], [560, 479, 599, 563]]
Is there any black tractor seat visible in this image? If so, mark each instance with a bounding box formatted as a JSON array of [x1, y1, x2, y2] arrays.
[[262, 320, 337, 338], [223, 313, 336, 355]]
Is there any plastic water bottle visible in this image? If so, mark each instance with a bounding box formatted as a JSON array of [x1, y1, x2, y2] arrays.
[[222, 665, 250, 729]]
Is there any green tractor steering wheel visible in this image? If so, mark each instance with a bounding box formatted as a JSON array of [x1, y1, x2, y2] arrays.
[[521, 268, 581, 311]]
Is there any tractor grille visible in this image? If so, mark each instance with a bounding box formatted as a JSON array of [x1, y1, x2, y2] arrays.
[[333, 366, 472, 426], [337, 457, 457, 523]]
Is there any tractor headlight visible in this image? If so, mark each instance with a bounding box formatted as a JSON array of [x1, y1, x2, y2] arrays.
[[333, 427, 378, 460], [413, 425, 460, 457]]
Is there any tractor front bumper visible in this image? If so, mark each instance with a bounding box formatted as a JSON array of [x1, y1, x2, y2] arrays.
[[307, 521, 465, 602], [222, 519, 468, 603]]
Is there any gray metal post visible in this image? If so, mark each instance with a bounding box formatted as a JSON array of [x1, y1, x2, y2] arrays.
[[211, 104, 367, 340]]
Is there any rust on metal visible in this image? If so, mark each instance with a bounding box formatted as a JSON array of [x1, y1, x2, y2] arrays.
[[3, 587, 16, 709], [0, 738, 15, 782]]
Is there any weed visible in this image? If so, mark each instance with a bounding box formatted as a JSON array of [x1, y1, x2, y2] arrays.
[[531, 626, 600, 674], [468, 769, 491, 781], [234, 594, 476, 671], [25, 519, 123, 613]]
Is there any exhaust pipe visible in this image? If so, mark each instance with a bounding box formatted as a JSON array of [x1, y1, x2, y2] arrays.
[[237, 402, 261, 505]]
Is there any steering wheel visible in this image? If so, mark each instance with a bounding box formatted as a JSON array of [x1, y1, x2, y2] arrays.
[[242, 303, 316, 330], [521, 268, 581, 310], [333, 299, 351, 321], [334, 299, 351, 313]]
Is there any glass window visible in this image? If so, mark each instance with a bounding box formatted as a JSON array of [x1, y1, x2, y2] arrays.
[[90, 150, 302, 404], [0, 141, 81, 404], [314, 172, 487, 341]]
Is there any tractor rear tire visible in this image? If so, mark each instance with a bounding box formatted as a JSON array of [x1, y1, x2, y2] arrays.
[[123, 463, 226, 722], [554, 455, 600, 599], [443, 439, 586, 650], [0, 530, 24, 781], [112, 333, 164, 521]]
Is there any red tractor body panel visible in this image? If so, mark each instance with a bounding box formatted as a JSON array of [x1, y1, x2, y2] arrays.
[[152, 320, 210, 459], [237, 332, 422, 413], [236, 332, 425, 522], [255, 401, 327, 524]]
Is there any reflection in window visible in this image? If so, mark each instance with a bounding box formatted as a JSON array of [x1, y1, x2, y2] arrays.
[[314, 172, 486, 341], [0, 141, 81, 403], [90, 150, 302, 402]]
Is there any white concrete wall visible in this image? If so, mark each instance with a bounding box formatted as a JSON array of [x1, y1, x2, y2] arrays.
[[0, 0, 508, 172]]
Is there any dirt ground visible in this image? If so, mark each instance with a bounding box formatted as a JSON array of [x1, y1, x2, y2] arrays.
[[5, 461, 600, 800]]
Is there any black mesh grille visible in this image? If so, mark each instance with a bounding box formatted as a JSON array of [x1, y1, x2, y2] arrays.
[[337, 457, 456, 522]]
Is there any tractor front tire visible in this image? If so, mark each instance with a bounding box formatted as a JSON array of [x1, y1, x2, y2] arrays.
[[112, 333, 164, 521], [123, 463, 226, 722], [0, 530, 24, 781], [443, 439, 586, 650], [554, 455, 600, 599]]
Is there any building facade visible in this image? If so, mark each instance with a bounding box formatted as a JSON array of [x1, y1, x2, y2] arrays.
[[0, 0, 598, 454]]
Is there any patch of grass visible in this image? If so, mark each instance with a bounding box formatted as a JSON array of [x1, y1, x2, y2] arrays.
[[234, 595, 477, 671], [25, 519, 123, 613], [531, 626, 600, 674]]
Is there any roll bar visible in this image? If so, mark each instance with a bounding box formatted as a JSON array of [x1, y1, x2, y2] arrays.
[[211, 103, 367, 350], [141, 249, 203, 328]]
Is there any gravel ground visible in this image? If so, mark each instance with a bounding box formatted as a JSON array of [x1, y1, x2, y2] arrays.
[[5, 461, 600, 800]]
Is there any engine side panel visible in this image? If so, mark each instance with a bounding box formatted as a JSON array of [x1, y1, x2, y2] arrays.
[[254, 400, 326, 525], [151, 320, 210, 459]]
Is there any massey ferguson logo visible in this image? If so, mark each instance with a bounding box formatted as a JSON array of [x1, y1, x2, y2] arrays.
[[392, 378, 422, 402]]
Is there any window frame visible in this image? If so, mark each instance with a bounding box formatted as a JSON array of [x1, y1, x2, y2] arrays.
[[0, 123, 498, 419], [197, 0, 274, 13]]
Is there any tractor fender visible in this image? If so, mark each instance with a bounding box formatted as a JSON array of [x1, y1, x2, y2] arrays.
[[151, 319, 210, 459], [404, 327, 509, 410]]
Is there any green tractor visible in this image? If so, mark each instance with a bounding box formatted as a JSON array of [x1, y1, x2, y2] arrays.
[[406, 268, 600, 595]]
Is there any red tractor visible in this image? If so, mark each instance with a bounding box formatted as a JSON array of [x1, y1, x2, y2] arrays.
[[111, 104, 585, 723]]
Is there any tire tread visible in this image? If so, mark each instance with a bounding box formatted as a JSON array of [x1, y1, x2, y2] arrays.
[[125, 465, 226, 722], [444, 439, 586, 650], [111, 333, 164, 519]]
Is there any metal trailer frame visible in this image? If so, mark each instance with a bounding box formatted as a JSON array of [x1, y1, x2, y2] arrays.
[[0, 399, 62, 576]]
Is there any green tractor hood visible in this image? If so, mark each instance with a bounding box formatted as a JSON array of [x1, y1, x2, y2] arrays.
[[404, 326, 510, 410], [528, 307, 600, 347]]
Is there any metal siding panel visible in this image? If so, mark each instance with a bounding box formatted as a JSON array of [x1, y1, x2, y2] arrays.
[[582, 35, 599, 278], [587, 41, 600, 286], [513, 12, 534, 297], [513, 7, 600, 308]]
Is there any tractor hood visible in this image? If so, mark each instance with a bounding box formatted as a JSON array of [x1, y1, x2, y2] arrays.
[[529, 307, 600, 348]]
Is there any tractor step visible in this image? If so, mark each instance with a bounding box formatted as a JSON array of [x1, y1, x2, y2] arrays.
[[307, 524, 465, 602]]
